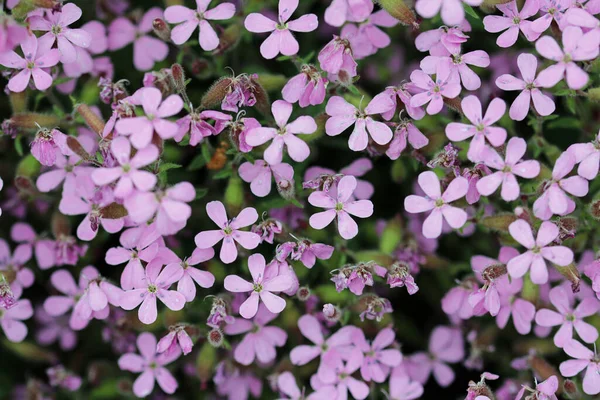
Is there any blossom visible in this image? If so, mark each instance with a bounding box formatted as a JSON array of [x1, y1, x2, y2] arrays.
[[420, 50, 490, 91], [308, 175, 374, 240], [415, 0, 483, 26], [507, 220, 574, 284], [165, 0, 236, 51], [533, 151, 589, 220], [445, 96, 507, 162], [483, 0, 541, 48], [386, 262, 419, 294], [244, 0, 318, 59], [175, 110, 232, 146], [388, 367, 424, 400], [0, 298, 32, 342], [409, 62, 461, 115], [535, 286, 599, 347], [559, 340, 600, 395], [476, 137, 541, 201], [353, 328, 403, 382], [120, 259, 186, 325], [29, 3, 91, 63], [163, 248, 215, 302], [568, 130, 600, 180], [124, 182, 196, 236], [115, 87, 184, 149], [92, 137, 158, 198], [530, 0, 573, 33], [223, 304, 287, 365], [535, 26, 600, 90], [246, 100, 316, 165], [118, 332, 180, 397], [194, 201, 261, 264], [223, 254, 293, 319], [404, 172, 469, 239], [415, 26, 469, 57], [239, 160, 294, 198], [324, 0, 373, 27], [108, 8, 169, 71], [157, 324, 194, 356], [406, 326, 464, 387], [275, 239, 334, 268], [495, 53, 556, 121], [325, 95, 393, 151], [386, 119, 429, 160], [318, 34, 358, 79], [0, 240, 33, 299], [30, 128, 70, 167], [515, 375, 559, 400], [0, 34, 60, 92], [304, 158, 375, 199], [282, 64, 328, 108]]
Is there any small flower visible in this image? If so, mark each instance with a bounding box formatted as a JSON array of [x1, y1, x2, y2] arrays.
[[530, 0, 572, 33], [535, 26, 599, 90], [251, 218, 283, 244], [115, 87, 184, 149], [308, 175, 374, 240], [318, 34, 358, 79], [404, 172, 469, 239], [92, 137, 158, 198], [165, 248, 216, 302], [244, 0, 318, 59], [118, 332, 180, 397], [535, 286, 599, 347], [559, 340, 600, 396], [476, 137, 541, 201], [120, 260, 186, 325], [324, 0, 373, 27], [0, 297, 32, 343], [568, 130, 600, 180], [282, 64, 328, 108], [507, 220, 574, 284], [387, 261, 419, 295], [175, 110, 232, 146], [483, 0, 541, 48], [223, 254, 293, 319], [194, 201, 261, 264], [0, 34, 60, 92], [353, 327, 403, 382], [30, 128, 69, 167], [415, 26, 469, 57], [515, 375, 559, 400], [409, 62, 461, 115], [415, 0, 483, 26], [495, 53, 556, 121], [445, 96, 507, 162], [164, 0, 236, 50], [246, 100, 316, 165], [421, 50, 490, 91], [276, 239, 334, 268], [157, 324, 195, 356], [47, 365, 82, 391], [386, 119, 429, 160]]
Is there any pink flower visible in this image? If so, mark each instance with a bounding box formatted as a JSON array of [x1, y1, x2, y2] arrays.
[[416, 0, 483, 26], [223, 304, 287, 365], [318, 34, 358, 79], [476, 137, 541, 201], [325, 95, 393, 151], [386, 119, 429, 160], [92, 137, 159, 198], [409, 63, 462, 115], [108, 8, 169, 71], [568, 130, 600, 180], [406, 326, 464, 387], [446, 96, 507, 162], [163, 248, 215, 302], [29, 3, 91, 63], [420, 50, 490, 91], [388, 367, 424, 400], [483, 0, 541, 48], [246, 100, 315, 165], [165, 0, 236, 50], [311, 348, 370, 400], [507, 220, 574, 284], [194, 201, 261, 264], [115, 87, 184, 149], [125, 182, 196, 236], [10, 223, 55, 270], [244, 0, 318, 59], [495, 278, 536, 334], [531, 0, 573, 33], [535, 286, 599, 348], [276, 239, 334, 268], [324, 0, 373, 27], [118, 332, 180, 397], [353, 328, 403, 382], [559, 340, 600, 396], [535, 26, 600, 90], [515, 376, 559, 400], [105, 224, 162, 290], [120, 259, 186, 325], [277, 371, 337, 400], [175, 110, 231, 146], [0, 240, 33, 299], [0, 34, 60, 92], [495, 53, 556, 121], [282, 64, 328, 108], [239, 160, 294, 198], [0, 298, 32, 342], [308, 175, 374, 240], [533, 151, 589, 220], [35, 143, 94, 194], [224, 254, 293, 319], [157, 324, 194, 356], [304, 158, 375, 200], [0, 15, 27, 54], [30, 128, 70, 167], [404, 172, 469, 239], [415, 26, 469, 57]]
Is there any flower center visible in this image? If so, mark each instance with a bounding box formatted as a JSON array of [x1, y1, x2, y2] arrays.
[[525, 82, 536, 90], [223, 226, 233, 235], [51, 25, 62, 35], [563, 54, 572, 63], [532, 246, 541, 254], [513, 16, 521, 24], [27, 61, 35, 69], [123, 164, 131, 172], [476, 123, 485, 132], [148, 284, 158, 293], [435, 198, 444, 207], [276, 22, 288, 30], [502, 165, 512, 173], [335, 202, 344, 212], [566, 313, 575, 322], [253, 283, 263, 293]]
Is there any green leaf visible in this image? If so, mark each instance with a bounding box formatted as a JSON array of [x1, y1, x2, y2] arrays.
[[213, 168, 232, 180], [201, 142, 212, 162], [288, 198, 304, 209], [159, 163, 182, 173], [195, 188, 209, 200], [347, 84, 361, 95], [463, 4, 479, 19], [14, 135, 23, 157], [187, 154, 207, 171]]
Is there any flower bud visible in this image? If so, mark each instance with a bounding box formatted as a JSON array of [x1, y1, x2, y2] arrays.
[[201, 77, 233, 109], [481, 214, 518, 232], [323, 303, 341, 323], [11, 113, 60, 131], [376, 0, 418, 27], [99, 203, 129, 219], [9, 91, 28, 113], [207, 329, 224, 348], [296, 286, 311, 301], [66, 136, 90, 161], [224, 173, 244, 213], [589, 199, 600, 220], [213, 24, 241, 55], [152, 18, 171, 42], [76, 104, 105, 137], [250, 75, 271, 116], [588, 87, 600, 102], [563, 379, 578, 395], [276, 177, 296, 201], [555, 263, 581, 293]]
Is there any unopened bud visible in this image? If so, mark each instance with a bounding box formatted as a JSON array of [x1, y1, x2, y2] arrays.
[[51, 212, 71, 238], [276, 178, 296, 200], [11, 113, 60, 131], [201, 77, 233, 109], [152, 18, 171, 42], [9, 91, 28, 113], [76, 104, 105, 137], [376, 0, 418, 27], [563, 379, 578, 395], [66, 136, 90, 160], [296, 286, 311, 301], [207, 329, 224, 348], [588, 87, 600, 102], [481, 214, 518, 232], [99, 203, 128, 219], [213, 24, 241, 55], [14, 176, 35, 194], [443, 97, 463, 114], [323, 303, 342, 323], [12, 0, 57, 19], [589, 199, 600, 220], [555, 263, 581, 293], [224, 173, 244, 213], [529, 355, 562, 389]]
